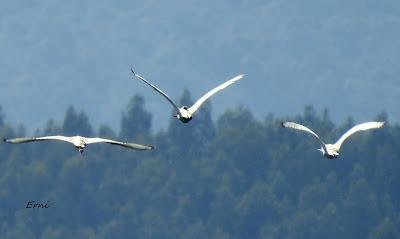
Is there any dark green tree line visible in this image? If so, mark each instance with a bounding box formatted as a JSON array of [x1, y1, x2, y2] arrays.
[[0, 94, 399, 239]]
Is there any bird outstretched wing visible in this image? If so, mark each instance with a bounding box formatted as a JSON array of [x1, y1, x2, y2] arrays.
[[281, 122, 328, 152], [4, 135, 72, 144], [131, 69, 180, 112], [188, 74, 244, 114], [85, 137, 154, 150], [281, 122, 324, 143], [333, 121, 384, 150]]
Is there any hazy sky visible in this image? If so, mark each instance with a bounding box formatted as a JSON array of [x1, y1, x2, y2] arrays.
[[0, 0, 399, 132]]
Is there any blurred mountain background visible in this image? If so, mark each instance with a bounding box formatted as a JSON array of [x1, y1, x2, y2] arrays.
[[0, 0, 399, 132], [0, 100, 399, 238], [1, 1, 400, 237]]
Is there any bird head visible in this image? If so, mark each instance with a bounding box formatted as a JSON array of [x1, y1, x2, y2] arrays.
[[325, 153, 339, 159], [331, 152, 339, 159], [76, 145, 85, 154], [318, 146, 340, 159]]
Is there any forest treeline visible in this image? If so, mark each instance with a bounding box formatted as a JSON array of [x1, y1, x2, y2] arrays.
[[0, 92, 399, 239]]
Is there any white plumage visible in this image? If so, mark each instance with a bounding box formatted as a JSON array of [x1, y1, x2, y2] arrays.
[[281, 121, 384, 159], [3, 135, 154, 153], [131, 69, 244, 123]]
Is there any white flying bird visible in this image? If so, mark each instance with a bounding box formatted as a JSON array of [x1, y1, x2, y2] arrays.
[[281, 121, 384, 159], [131, 69, 244, 123], [3, 135, 154, 153]]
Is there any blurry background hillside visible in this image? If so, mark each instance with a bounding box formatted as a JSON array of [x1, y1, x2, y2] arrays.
[[1, 1, 400, 237], [0, 98, 399, 238], [0, 0, 399, 131]]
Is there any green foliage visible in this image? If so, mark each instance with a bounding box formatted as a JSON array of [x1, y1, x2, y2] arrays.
[[62, 107, 93, 136], [120, 95, 152, 141], [0, 96, 398, 239]]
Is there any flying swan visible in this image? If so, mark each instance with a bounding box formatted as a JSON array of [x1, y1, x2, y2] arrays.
[[281, 121, 384, 159], [3, 135, 154, 153], [131, 69, 244, 123]]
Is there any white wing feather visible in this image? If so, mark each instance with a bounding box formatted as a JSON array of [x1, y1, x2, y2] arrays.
[[85, 137, 154, 150], [188, 74, 244, 114], [4, 135, 73, 144], [333, 121, 384, 150], [281, 122, 328, 153], [281, 122, 324, 143], [131, 69, 180, 112]]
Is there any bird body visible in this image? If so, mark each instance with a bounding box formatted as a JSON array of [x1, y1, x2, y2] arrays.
[[69, 136, 87, 151], [3, 135, 154, 153], [318, 144, 339, 159], [132, 69, 244, 123], [282, 121, 384, 159], [174, 106, 193, 123]]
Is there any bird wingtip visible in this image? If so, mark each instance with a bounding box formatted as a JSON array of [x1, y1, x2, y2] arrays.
[[281, 122, 286, 128], [2, 138, 6, 142], [373, 121, 385, 128]]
